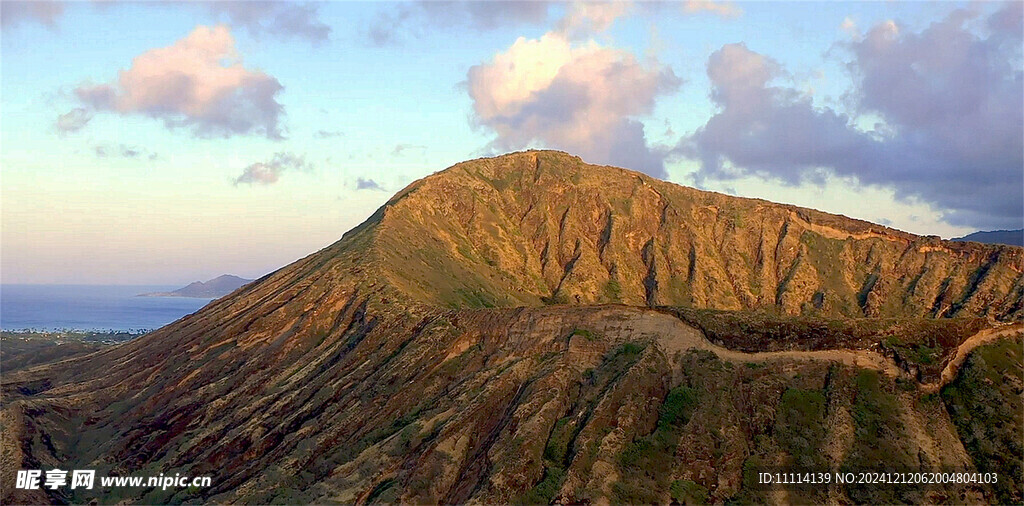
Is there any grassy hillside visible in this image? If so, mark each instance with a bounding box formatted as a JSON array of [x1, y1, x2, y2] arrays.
[[2, 151, 1021, 505], [369, 151, 1023, 319], [942, 337, 1024, 504]]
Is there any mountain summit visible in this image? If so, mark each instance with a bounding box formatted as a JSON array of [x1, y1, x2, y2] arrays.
[[3, 151, 1022, 505], [349, 150, 1022, 319]]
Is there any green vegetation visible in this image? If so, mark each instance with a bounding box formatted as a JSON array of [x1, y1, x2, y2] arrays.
[[775, 388, 828, 469], [520, 340, 654, 505], [519, 416, 576, 505], [582, 368, 595, 383], [519, 467, 566, 505], [843, 370, 916, 504], [603, 279, 622, 302], [798, 231, 859, 314], [543, 418, 572, 463], [541, 293, 569, 305], [942, 338, 1023, 504], [659, 386, 699, 430], [571, 328, 597, 341], [2, 330, 141, 372], [607, 342, 645, 361], [850, 370, 899, 443], [670, 479, 709, 505], [612, 386, 699, 504], [366, 478, 399, 504], [883, 335, 941, 366], [1, 329, 143, 342], [453, 288, 497, 308]]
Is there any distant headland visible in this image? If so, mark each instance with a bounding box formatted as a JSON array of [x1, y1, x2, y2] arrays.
[[137, 274, 253, 298]]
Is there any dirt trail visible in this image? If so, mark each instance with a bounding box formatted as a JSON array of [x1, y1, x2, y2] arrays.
[[593, 307, 905, 377], [645, 311, 907, 377], [590, 307, 1022, 389], [921, 324, 1024, 393]]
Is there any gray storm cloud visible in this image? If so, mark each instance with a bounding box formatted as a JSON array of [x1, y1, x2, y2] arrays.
[[207, 1, 330, 44], [678, 4, 1023, 230], [4, 1, 330, 44], [355, 178, 386, 191], [0, 0, 64, 27], [368, 0, 553, 46]]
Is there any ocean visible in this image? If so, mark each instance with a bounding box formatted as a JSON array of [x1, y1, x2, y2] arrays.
[[0, 285, 213, 332]]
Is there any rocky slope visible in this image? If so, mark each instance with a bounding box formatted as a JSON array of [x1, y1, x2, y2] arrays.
[[2, 151, 1022, 505], [368, 151, 1023, 318]]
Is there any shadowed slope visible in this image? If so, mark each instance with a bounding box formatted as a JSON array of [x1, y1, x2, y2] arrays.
[[372, 150, 1023, 319], [2, 151, 1022, 505]]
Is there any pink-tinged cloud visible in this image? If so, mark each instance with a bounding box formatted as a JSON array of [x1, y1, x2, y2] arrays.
[[467, 33, 679, 178], [557, 1, 632, 39], [233, 152, 311, 186], [67, 25, 285, 139], [682, 0, 742, 18]]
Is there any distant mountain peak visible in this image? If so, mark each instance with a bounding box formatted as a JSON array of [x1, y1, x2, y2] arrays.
[[138, 274, 252, 298], [951, 229, 1024, 247]]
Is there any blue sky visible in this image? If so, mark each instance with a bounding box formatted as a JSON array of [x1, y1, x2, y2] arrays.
[[2, 0, 1021, 284]]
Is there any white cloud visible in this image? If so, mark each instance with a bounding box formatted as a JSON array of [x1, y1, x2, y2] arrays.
[[66, 25, 285, 139], [467, 32, 679, 177], [55, 107, 93, 134], [840, 16, 860, 40]]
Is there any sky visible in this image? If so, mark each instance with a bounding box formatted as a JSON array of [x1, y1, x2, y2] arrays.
[[2, 0, 1022, 284]]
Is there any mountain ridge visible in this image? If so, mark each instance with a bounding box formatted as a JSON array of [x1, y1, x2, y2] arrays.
[[138, 274, 253, 298], [952, 229, 1024, 247], [355, 150, 1022, 319], [2, 150, 1022, 505]]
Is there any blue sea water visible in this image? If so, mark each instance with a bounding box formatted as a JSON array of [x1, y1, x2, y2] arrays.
[[0, 285, 213, 332]]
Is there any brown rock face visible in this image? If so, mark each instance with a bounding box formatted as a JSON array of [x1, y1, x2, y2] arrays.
[[2, 151, 1021, 505], [371, 150, 1022, 319]]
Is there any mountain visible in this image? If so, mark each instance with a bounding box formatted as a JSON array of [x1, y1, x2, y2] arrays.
[[355, 151, 1022, 319], [3, 151, 1022, 505], [952, 229, 1024, 247], [138, 274, 253, 298]]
